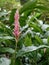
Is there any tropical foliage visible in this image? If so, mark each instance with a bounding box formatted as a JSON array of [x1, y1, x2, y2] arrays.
[[0, 0, 49, 65]]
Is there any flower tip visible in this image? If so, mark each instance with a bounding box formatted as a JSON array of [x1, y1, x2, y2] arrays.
[[14, 10, 19, 20]]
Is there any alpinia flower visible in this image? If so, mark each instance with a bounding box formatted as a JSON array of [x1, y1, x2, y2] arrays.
[[13, 10, 20, 39]]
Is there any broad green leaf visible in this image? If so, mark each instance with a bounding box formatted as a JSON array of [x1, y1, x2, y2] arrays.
[[16, 45, 49, 58], [19, 0, 37, 14], [0, 36, 14, 40], [19, 0, 37, 26], [0, 47, 15, 54]]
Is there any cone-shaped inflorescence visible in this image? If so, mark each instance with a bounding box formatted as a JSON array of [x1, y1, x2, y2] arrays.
[[13, 10, 20, 39]]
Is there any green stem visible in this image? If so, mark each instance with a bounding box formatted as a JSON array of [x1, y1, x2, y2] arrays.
[[14, 39, 18, 65], [11, 38, 18, 65]]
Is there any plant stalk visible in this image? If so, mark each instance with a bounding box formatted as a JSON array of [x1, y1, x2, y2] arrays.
[[11, 38, 18, 65]]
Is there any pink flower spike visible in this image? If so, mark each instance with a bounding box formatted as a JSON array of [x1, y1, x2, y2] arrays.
[[14, 10, 19, 21], [13, 10, 20, 39]]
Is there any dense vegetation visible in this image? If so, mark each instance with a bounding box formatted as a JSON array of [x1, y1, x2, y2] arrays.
[[0, 0, 49, 65]]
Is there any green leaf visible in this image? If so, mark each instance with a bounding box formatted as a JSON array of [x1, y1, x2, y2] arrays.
[[0, 22, 13, 36], [19, 0, 37, 26], [9, 9, 16, 24], [19, 0, 37, 14], [20, 10, 32, 26], [24, 35, 32, 46], [0, 57, 11, 65], [29, 22, 43, 33], [15, 58, 21, 65], [0, 36, 14, 40], [47, 36, 49, 44], [35, 5, 49, 12], [0, 11, 10, 17], [10, 56, 21, 65], [0, 47, 15, 54], [16, 45, 49, 58], [30, 13, 41, 21], [46, 27, 49, 31], [35, 35, 43, 44]]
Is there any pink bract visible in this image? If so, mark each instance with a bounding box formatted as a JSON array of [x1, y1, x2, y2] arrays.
[[13, 10, 20, 39]]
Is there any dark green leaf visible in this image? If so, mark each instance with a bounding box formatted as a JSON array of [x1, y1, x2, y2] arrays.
[[9, 9, 16, 24]]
